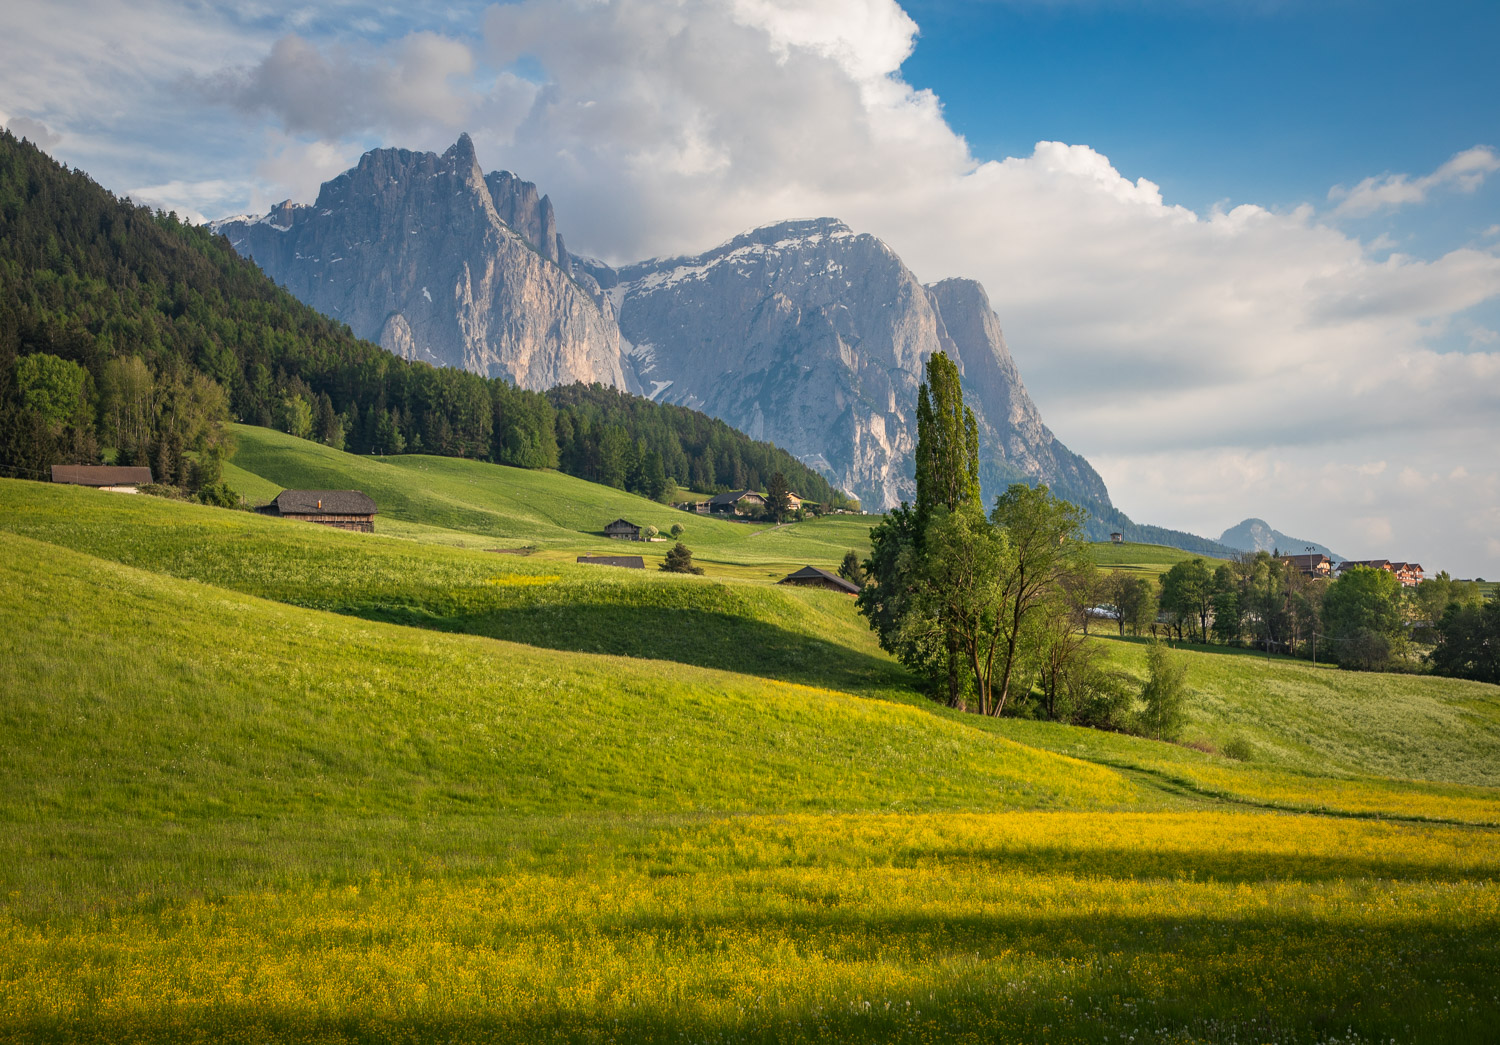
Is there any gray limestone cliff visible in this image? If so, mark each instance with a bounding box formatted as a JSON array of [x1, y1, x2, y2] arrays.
[[210, 135, 624, 391], [926, 277, 1109, 510], [210, 140, 1112, 513], [609, 218, 1111, 511]]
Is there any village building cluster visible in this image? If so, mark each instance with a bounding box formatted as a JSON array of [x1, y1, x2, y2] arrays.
[[674, 489, 825, 516], [1275, 553, 1424, 587]]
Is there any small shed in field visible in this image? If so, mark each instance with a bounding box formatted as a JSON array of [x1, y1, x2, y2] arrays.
[[577, 555, 645, 569], [50, 465, 153, 492], [257, 489, 377, 532], [1110, 532, 1123, 544], [604, 518, 641, 540], [778, 565, 861, 595]]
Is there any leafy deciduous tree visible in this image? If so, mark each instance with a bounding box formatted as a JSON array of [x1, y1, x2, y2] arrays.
[[989, 483, 1090, 716], [1429, 599, 1500, 683], [1324, 565, 1404, 671], [1140, 639, 1188, 740]]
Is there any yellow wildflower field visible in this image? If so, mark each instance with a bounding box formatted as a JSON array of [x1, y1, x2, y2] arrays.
[[3, 812, 1497, 1044]]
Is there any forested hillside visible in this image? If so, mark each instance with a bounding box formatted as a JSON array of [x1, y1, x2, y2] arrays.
[[0, 132, 847, 505], [548, 383, 847, 504]]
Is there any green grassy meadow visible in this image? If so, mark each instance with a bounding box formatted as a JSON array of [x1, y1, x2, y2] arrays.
[[3, 442, 1500, 1043], [1088, 540, 1228, 575], [228, 424, 876, 575]]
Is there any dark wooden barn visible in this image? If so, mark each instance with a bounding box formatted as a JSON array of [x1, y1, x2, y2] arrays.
[[604, 518, 641, 540], [778, 565, 861, 595], [50, 465, 153, 491], [257, 490, 378, 532]]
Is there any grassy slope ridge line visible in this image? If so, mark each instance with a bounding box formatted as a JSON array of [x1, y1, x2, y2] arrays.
[[0, 527, 1146, 828], [5, 476, 1499, 825], [0, 478, 905, 697], [229, 424, 878, 570], [1089, 540, 1229, 574]]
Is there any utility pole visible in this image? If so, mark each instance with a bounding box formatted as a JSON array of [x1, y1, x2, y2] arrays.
[[1305, 546, 1316, 664]]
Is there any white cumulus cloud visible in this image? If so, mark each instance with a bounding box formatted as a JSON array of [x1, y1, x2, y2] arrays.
[[1329, 145, 1500, 217]]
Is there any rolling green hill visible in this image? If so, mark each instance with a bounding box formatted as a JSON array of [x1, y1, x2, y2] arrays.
[[227, 423, 876, 572], [0, 529, 1143, 829], [3, 481, 1500, 1043], [1089, 539, 1230, 575], [0, 479, 898, 697], [4, 476, 1497, 815]]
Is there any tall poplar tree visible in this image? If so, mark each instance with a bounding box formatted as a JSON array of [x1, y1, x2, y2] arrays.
[[914, 352, 981, 528], [914, 352, 982, 704]]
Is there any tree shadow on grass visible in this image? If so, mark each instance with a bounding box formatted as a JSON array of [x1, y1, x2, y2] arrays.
[[14, 906, 1499, 1043], [346, 601, 917, 698], [895, 841, 1497, 885]]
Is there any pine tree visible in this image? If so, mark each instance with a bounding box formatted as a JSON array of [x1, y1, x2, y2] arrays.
[[766, 471, 791, 521], [838, 549, 865, 586], [660, 542, 704, 575]]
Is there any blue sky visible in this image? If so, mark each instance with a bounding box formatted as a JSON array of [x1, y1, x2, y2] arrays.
[[895, 0, 1500, 354], [1, 0, 1497, 569], [901, 0, 1500, 214]]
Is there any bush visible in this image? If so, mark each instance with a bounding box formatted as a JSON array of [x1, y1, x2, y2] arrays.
[[196, 482, 244, 509], [670, 523, 685, 538], [1336, 627, 1393, 672], [1073, 669, 1137, 733], [643, 525, 659, 539], [1222, 735, 1256, 762], [138, 483, 190, 501]]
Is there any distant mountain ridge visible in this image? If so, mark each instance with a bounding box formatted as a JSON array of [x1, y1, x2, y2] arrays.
[[211, 134, 1233, 555], [212, 138, 1109, 513], [0, 130, 843, 511], [1219, 518, 1342, 561]]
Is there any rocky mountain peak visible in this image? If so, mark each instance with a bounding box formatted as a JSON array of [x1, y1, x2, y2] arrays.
[[447, 131, 477, 166], [1219, 518, 1342, 560], [211, 134, 624, 390], [736, 216, 856, 247], [485, 170, 570, 273]]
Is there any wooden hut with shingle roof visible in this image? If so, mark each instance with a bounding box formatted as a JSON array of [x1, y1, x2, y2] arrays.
[[256, 490, 377, 532], [50, 465, 153, 492], [778, 565, 861, 595]]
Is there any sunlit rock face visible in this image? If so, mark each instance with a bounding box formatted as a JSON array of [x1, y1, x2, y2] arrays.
[[211, 135, 626, 391], [607, 218, 1109, 510]]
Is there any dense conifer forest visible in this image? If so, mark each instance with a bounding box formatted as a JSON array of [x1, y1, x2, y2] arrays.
[[0, 131, 848, 506]]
